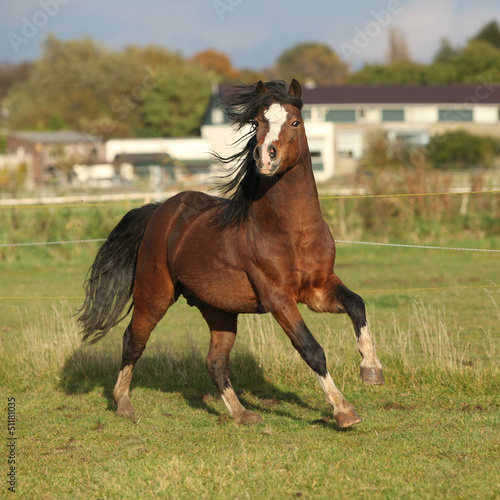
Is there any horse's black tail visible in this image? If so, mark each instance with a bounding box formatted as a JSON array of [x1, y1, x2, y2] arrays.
[[77, 203, 160, 344]]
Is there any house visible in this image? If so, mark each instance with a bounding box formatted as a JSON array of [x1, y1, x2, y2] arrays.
[[6, 130, 104, 188], [202, 84, 500, 180], [105, 137, 213, 188]]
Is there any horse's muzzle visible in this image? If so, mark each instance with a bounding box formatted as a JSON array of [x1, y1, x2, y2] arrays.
[[253, 144, 280, 176]]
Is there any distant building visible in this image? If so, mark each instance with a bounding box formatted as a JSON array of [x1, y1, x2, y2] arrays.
[[6, 130, 104, 188], [105, 137, 214, 188], [202, 84, 500, 179]]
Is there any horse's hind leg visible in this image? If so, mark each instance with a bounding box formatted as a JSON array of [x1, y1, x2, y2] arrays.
[[201, 307, 262, 425], [113, 269, 175, 419]]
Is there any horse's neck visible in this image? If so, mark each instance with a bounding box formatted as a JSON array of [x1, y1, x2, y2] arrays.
[[253, 156, 323, 230]]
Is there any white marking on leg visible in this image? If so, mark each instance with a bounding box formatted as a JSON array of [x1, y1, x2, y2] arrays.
[[316, 372, 352, 414], [220, 386, 246, 419], [358, 325, 383, 369], [113, 364, 133, 402]]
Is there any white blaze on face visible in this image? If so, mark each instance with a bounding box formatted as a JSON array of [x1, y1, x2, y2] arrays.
[[261, 103, 288, 166]]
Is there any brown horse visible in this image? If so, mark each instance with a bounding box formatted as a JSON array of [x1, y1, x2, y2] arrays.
[[78, 79, 384, 429]]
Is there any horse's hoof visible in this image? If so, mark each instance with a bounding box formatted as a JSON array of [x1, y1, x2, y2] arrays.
[[116, 397, 136, 420], [361, 366, 385, 385], [236, 410, 263, 425], [334, 410, 362, 429]]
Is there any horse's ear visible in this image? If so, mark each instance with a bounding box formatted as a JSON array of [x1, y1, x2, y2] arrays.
[[256, 81, 266, 95], [288, 79, 302, 99]]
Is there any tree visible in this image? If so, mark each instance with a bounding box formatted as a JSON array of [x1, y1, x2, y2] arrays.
[[473, 20, 500, 50], [428, 130, 498, 168], [0, 62, 32, 102], [433, 38, 460, 64], [191, 49, 239, 81], [6, 35, 214, 139], [137, 62, 211, 137], [450, 39, 500, 83], [7, 35, 141, 135], [275, 43, 349, 85], [387, 27, 411, 64], [349, 61, 432, 84]]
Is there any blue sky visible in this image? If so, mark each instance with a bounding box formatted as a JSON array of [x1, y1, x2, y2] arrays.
[[1, 0, 499, 70]]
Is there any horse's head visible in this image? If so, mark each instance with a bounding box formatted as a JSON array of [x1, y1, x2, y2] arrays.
[[252, 79, 307, 176]]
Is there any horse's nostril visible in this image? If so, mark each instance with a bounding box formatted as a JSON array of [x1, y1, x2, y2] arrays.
[[253, 146, 261, 161], [268, 145, 277, 160]]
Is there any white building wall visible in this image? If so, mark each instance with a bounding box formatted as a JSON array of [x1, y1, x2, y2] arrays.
[[405, 106, 439, 123], [473, 106, 499, 124], [360, 107, 381, 123], [304, 121, 335, 181], [105, 138, 212, 163], [200, 124, 250, 162]]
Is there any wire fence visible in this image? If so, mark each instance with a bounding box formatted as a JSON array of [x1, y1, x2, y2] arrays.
[[0, 237, 498, 300], [1, 188, 498, 301], [1, 188, 499, 209], [1, 237, 499, 253]]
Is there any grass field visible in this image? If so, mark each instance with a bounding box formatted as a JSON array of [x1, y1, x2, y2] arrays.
[[0, 200, 499, 498]]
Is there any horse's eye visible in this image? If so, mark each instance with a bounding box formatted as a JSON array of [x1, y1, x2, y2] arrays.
[[292, 120, 300, 128], [252, 120, 259, 128]]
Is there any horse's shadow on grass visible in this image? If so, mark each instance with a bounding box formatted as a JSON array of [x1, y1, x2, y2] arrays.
[[59, 340, 328, 426]]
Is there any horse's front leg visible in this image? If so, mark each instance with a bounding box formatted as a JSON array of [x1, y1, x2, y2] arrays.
[[268, 295, 362, 428], [307, 274, 385, 385]]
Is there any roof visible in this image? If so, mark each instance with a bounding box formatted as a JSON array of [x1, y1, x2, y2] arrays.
[[8, 130, 103, 144], [301, 85, 500, 105]]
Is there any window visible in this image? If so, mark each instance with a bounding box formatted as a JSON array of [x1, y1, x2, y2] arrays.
[[336, 131, 363, 160], [310, 150, 324, 171], [382, 109, 405, 122], [438, 109, 473, 122], [325, 109, 356, 122], [302, 109, 312, 120]]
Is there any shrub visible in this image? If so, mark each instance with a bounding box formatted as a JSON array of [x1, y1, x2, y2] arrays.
[[428, 130, 499, 168]]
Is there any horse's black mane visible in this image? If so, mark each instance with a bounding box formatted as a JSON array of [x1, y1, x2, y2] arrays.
[[212, 80, 303, 229]]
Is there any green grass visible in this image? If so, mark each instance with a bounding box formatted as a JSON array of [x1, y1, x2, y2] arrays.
[[1, 296, 499, 498], [0, 200, 499, 498]]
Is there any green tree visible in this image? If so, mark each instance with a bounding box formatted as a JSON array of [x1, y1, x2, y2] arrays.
[[7, 35, 141, 135], [349, 61, 432, 84], [433, 38, 460, 64], [450, 39, 500, 83], [428, 130, 498, 168], [275, 43, 349, 85], [137, 62, 211, 137], [6, 36, 215, 139], [473, 20, 500, 49], [0, 62, 32, 102]]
